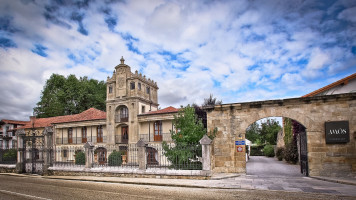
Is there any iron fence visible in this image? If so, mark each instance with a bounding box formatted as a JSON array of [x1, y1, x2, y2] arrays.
[[139, 133, 172, 142], [93, 144, 138, 169], [146, 143, 202, 170]]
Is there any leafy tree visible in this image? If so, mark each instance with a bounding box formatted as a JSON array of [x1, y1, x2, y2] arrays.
[[162, 105, 216, 169], [34, 74, 106, 117], [202, 94, 222, 107], [246, 122, 260, 143], [260, 119, 281, 145]]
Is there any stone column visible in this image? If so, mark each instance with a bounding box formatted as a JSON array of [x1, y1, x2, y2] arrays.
[[199, 134, 213, 171], [84, 142, 95, 168], [43, 127, 53, 175], [16, 129, 26, 173], [137, 139, 147, 170]]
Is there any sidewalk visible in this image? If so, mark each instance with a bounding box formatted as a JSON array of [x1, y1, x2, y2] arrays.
[[1, 172, 356, 197]]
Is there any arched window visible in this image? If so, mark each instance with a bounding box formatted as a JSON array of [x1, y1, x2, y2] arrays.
[[115, 106, 129, 122]]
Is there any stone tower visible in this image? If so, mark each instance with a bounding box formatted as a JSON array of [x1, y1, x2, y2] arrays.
[[106, 57, 159, 145]]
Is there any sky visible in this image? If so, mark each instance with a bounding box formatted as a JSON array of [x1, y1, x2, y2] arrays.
[[0, 0, 355, 121]]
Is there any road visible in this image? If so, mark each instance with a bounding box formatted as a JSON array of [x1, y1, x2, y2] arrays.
[[0, 175, 355, 200], [247, 156, 303, 177]]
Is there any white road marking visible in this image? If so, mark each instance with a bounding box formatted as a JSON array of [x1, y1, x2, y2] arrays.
[[0, 189, 52, 200]]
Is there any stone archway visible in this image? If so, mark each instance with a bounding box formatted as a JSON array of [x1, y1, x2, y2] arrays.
[[206, 93, 356, 177]]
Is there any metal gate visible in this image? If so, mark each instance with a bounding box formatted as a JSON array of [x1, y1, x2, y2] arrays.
[[299, 131, 308, 176], [23, 130, 45, 174]]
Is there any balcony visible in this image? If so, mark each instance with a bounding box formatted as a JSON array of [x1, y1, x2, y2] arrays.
[[115, 135, 128, 144], [139, 133, 172, 142], [115, 115, 128, 123]]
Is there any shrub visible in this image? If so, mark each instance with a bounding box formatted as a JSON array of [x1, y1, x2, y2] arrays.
[[263, 145, 275, 157], [284, 141, 298, 164], [108, 150, 123, 166], [75, 151, 85, 165], [250, 145, 264, 156], [2, 149, 17, 161], [276, 147, 284, 161]]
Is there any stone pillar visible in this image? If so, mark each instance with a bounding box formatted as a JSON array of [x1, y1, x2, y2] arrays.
[[84, 142, 95, 168], [16, 129, 26, 173], [43, 127, 53, 175], [200, 134, 213, 171], [137, 139, 147, 170]]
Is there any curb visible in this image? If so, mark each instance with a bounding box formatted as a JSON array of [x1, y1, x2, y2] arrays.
[[310, 176, 356, 186]]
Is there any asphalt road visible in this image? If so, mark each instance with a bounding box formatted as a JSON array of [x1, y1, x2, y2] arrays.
[[0, 175, 354, 200], [247, 156, 303, 177]]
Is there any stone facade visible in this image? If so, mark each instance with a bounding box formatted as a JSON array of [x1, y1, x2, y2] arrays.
[[206, 93, 356, 177]]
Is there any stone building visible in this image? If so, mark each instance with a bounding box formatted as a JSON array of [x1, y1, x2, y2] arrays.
[[17, 57, 178, 164]]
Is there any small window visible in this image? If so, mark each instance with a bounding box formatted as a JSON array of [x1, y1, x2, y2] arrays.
[[142, 106, 145, 113], [146, 87, 150, 94], [130, 82, 135, 90], [138, 82, 141, 90], [63, 150, 67, 157], [109, 86, 113, 93]]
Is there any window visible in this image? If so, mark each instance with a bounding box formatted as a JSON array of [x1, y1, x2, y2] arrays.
[[82, 127, 87, 143], [97, 125, 103, 143], [109, 85, 113, 93], [120, 106, 128, 122], [68, 128, 73, 144], [63, 150, 67, 158], [130, 82, 135, 90], [138, 82, 141, 90], [154, 121, 162, 141], [146, 87, 150, 94], [142, 106, 145, 113]]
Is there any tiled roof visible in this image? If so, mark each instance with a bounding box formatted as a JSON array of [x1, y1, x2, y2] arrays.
[[303, 72, 356, 97], [1, 119, 29, 125], [140, 106, 179, 115], [20, 108, 106, 129]]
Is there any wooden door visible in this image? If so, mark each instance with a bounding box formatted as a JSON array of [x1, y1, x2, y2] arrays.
[[154, 121, 162, 141], [96, 148, 107, 165], [122, 126, 128, 144]]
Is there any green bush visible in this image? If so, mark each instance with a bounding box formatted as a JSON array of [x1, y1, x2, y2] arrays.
[[108, 150, 123, 166], [263, 145, 275, 157], [75, 151, 85, 165], [2, 149, 17, 161], [276, 147, 284, 161], [284, 141, 298, 164], [250, 145, 264, 156]]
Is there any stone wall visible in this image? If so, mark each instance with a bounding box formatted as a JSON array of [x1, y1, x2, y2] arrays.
[[206, 93, 356, 177]]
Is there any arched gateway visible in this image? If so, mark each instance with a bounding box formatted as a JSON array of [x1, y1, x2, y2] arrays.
[[206, 93, 356, 177]]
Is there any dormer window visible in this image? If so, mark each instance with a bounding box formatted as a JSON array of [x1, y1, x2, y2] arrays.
[[130, 82, 135, 90], [146, 87, 150, 94], [109, 85, 113, 93]]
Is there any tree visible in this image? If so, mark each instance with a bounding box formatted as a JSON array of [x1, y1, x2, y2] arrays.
[[246, 122, 260, 144], [202, 94, 222, 107], [162, 105, 215, 169], [260, 119, 281, 145], [34, 74, 106, 118]]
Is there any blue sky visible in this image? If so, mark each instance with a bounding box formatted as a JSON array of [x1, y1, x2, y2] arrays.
[[0, 0, 355, 121]]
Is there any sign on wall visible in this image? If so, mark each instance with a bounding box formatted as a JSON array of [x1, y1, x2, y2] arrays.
[[325, 121, 350, 144], [236, 145, 244, 152], [235, 140, 245, 145]]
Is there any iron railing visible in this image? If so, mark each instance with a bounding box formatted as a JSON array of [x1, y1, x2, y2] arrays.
[[139, 133, 172, 142]]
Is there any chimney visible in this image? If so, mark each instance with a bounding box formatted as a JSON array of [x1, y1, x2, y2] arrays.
[[30, 116, 36, 128]]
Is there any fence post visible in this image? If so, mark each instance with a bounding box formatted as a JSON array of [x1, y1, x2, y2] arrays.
[[199, 134, 212, 171], [137, 139, 147, 170], [15, 129, 26, 173], [43, 127, 53, 175], [84, 142, 94, 168]]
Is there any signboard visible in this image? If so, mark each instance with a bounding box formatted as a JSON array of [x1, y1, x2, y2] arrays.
[[236, 145, 244, 152], [235, 140, 245, 145], [325, 121, 349, 144]]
